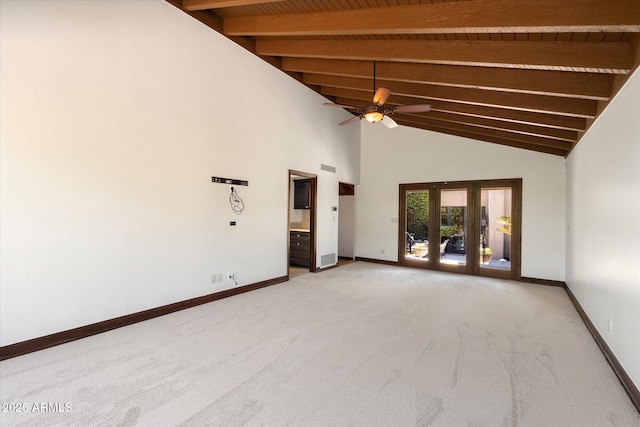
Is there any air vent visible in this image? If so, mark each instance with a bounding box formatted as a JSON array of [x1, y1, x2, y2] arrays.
[[321, 253, 336, 267], [320, 164, 336, 173]]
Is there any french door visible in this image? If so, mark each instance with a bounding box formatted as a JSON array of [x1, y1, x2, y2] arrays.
[[399, 179, 521, 280]]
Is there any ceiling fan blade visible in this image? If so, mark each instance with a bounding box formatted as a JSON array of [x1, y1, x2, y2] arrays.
[[393, 104, 431, 113], [380, 115, 398, 129], [338, 116, 362, 126], [373, 87, 391, 105], [323, 102, 360, 110]]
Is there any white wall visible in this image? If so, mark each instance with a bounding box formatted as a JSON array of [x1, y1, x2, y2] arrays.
[[355, 124, 566, 280], [0, 0, 360, 346], [566, 69, 640, 389]]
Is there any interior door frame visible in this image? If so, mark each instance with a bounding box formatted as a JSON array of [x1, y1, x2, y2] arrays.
[[288, 170, 317, 274], [399, 178, 522, 280], [338, 182, 356, 261]]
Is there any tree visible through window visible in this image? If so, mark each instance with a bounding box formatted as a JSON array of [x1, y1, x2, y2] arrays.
[[406, 191, 428, 241]]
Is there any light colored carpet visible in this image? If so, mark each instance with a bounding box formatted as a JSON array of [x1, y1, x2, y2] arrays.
[[1, 262, 638, 426]]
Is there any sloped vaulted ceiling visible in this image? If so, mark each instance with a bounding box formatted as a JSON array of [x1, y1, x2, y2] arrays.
[[168, 0, 640, 157]]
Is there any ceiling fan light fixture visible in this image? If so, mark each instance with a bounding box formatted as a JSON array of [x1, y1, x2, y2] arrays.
[[364, 111, 384, 123]]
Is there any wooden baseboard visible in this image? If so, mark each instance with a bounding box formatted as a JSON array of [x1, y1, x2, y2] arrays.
[[520, 276, 566, 287], [315, 263, 340, 272], [354, 257, 398, 266], [565, 286, 640, 413], [0, 275, 288, 361]]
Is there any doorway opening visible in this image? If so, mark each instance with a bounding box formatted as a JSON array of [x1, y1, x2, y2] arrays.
[[338, 182, 355, 265], [288, 170, 317, 278]]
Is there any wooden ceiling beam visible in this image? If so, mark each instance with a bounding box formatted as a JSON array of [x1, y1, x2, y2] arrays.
[[257, 39, 633, 74], [331, 95, 576, 142], [392, 120, 569, 157], [167, 0, 633, 156], [332, 94, 586, 132], [166, 0, 224, 31], [282, 58, 612, 101], [393, 114, 572, 150], [397, 111, 577, 142], [309, 74, 597, 117], [183, 0, 284, 11], [223, 0, 640, 36]]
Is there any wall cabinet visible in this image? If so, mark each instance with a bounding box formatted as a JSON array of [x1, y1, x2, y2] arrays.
[[294, 179, 311, 209], [290, 231, 310, 267]]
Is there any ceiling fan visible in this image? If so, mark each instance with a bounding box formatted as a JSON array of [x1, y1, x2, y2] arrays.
[[323, 61, 431, 128]]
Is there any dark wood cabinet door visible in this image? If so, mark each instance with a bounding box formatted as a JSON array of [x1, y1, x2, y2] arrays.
[[290, 231, 310, 267], [294, 179, 311, 209]]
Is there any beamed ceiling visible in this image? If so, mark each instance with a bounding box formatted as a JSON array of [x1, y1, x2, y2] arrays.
[[168, 0, 640, 157]]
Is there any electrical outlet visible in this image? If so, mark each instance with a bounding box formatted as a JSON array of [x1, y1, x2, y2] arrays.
[[608, 318, 613, 334], [227, 272, 234, 280], [212, 273, 224, 285]]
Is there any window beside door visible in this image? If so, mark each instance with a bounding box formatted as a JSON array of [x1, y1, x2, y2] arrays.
[[404, 189, 430, 262], [479, 187, 513, 272]]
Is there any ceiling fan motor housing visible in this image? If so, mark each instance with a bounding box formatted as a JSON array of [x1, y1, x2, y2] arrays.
[[363, 104, 386, 123]]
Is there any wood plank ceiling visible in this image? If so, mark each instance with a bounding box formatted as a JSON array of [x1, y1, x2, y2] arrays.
[[169, 0, 640, 157]]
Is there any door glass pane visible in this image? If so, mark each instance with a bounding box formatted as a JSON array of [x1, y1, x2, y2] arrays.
[[440, 189, 467, 266], [480, 187, 512, 271], [405, 190, 429, 262]]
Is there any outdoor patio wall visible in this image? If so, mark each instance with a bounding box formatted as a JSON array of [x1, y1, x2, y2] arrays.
[[0, 0, 360, 346], [355, 124, 566, 281], [566, 68, 640, 390]]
